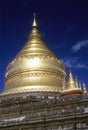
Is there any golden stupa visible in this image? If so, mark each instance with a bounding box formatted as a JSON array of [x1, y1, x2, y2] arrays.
[[60, 70, 82, 98], [4, 15, 66, 95], [63, 70, 80, 91]]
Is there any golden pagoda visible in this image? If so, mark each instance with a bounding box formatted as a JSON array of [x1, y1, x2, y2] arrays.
[[0, 14, 88, 130], [3, 14, 66, 96]]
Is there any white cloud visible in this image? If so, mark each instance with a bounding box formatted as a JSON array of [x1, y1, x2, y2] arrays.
[[72, 40, 88, 52], [61, 57, 88, 69], [75, 63, 88, 69]]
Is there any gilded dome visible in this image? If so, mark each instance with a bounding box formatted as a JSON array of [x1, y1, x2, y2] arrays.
[[4, 16, 66, 95]]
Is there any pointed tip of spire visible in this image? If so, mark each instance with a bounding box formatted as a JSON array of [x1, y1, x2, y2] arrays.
[[69, 69, 73, 79], [32, 12, 37, 28], [69, 69, 72, 76]]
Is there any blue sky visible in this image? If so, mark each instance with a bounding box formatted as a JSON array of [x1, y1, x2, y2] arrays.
[[0, 0, 88, 91]]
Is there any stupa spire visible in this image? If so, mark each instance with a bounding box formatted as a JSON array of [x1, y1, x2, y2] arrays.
[[32, 13, 37, 27], [75, 76, 78, 88], [69, 70, 75, 84], [83, 82, 87, 94], [67, 70, 76, 90]]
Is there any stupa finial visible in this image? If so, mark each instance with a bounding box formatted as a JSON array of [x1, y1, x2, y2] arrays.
[[32, 13, 37, 27], [83, 82, 87, 94], [69, 70, 74, 83], [75, 76, 78, 88]]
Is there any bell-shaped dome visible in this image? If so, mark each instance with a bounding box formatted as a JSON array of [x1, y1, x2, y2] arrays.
[[4, 15, 66, 95]]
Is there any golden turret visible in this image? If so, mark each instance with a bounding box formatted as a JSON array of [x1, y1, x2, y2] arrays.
[[66, 70, 77, 90], [83, 82, 87, 94], [3, 15, 66, 95], [60, 70, 82, 98], [75, 76, 79, 88]]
